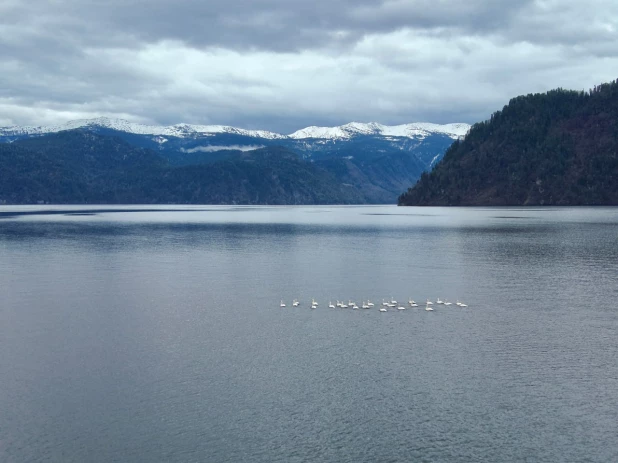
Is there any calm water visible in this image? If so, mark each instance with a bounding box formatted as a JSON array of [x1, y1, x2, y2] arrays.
[[1, 205, 617, 462]]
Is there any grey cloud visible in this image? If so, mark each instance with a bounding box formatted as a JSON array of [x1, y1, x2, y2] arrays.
[[1, 0, 618, 133], [350, 0, 532, 34], [6, 0, 613, 52]]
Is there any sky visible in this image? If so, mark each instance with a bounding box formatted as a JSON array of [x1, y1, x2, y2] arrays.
[[1, 0, 618, 133]]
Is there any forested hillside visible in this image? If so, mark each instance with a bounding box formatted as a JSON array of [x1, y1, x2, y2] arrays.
[[399, 80, 618, 206], [0, 131, 364, 204]]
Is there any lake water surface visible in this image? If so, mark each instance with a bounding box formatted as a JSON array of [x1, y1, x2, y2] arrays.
[[1, 205, 617, 462]]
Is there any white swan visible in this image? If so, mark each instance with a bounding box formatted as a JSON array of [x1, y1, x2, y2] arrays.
[[292, 299, 300, 307], [352, 304, 359, 309], [390, 297, 397, 304], [379, 307, 387, 312], [367, 300, 374, 307], [312, 298, 318, 306], [362, 301, 370, 309], [426, 300, 433, 305], [425, 304, 434, 311], [328, 301, 335, 308], [397, 305, 406, 310], [280, 300, 286, 307], [341, 303, 348, 308], [382, 299, 389, 306], [444, 300, 452, 306], [408, 298, 415, 305], [436, 298, 444, 304], [459, 302, 468, 307]]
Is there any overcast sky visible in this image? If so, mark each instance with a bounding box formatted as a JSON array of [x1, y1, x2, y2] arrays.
[[1, 0, 617, 133]]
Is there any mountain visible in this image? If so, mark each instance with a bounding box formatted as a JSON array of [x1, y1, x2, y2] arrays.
[[398, 80, 618, 206], [0, 131, 364, 204], [0, 118, 469, 203], [0, 117, 287, 140], [288, 121, 470, 140], [0, 117, 468, 142]]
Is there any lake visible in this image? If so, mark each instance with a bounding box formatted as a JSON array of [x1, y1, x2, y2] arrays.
[[1, 205, 617, 462]]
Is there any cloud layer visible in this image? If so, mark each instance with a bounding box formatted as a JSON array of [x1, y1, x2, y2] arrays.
[[1, 0, 618, 132]]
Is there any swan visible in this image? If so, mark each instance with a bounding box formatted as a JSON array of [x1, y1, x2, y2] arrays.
[[444, 300, 452, 306], [367, 300, 375, 307], [436, 298, 444, 304], [408, 298, 415, 305], [456, 300, 462, 306], [397, 305, 406, 310], [341, 303, 348, 308], [352, 304, 359, 309], [382, 299, 389, 306], [362, 302, 370, 309], [336, 300, 342, 307], [292, 299, 300, 307], [425, 304, 434, 311], [426, 300, 433, 305], [388, 303, 396, 307], [390, 297, 397, 304], [312, 298, 318, 306], [280, 300, 286, 307], [410, 303, 418, 307], [459, 302, 468, 307], [328, 301, 335, 308], [379, 307, 387, 312]]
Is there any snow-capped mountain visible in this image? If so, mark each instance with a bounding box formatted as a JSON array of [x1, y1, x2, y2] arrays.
[[0, 117, 287, 140], [288, 122, 470, 140], [0, 117, 469, 141]]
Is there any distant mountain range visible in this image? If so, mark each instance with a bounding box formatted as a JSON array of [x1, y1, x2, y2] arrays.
[[0, 117, 470, 141], [399, 79, 618, 206], [0, 118, 469, 204]]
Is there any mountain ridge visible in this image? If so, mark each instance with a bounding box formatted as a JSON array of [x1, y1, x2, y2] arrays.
[[0, 117, 470, 141]]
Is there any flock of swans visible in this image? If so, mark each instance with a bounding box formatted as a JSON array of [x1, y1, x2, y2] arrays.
[[279, 297, 468, 311]]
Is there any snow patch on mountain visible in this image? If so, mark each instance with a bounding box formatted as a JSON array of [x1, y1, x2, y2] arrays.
[[286, 126, 349, 140]]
